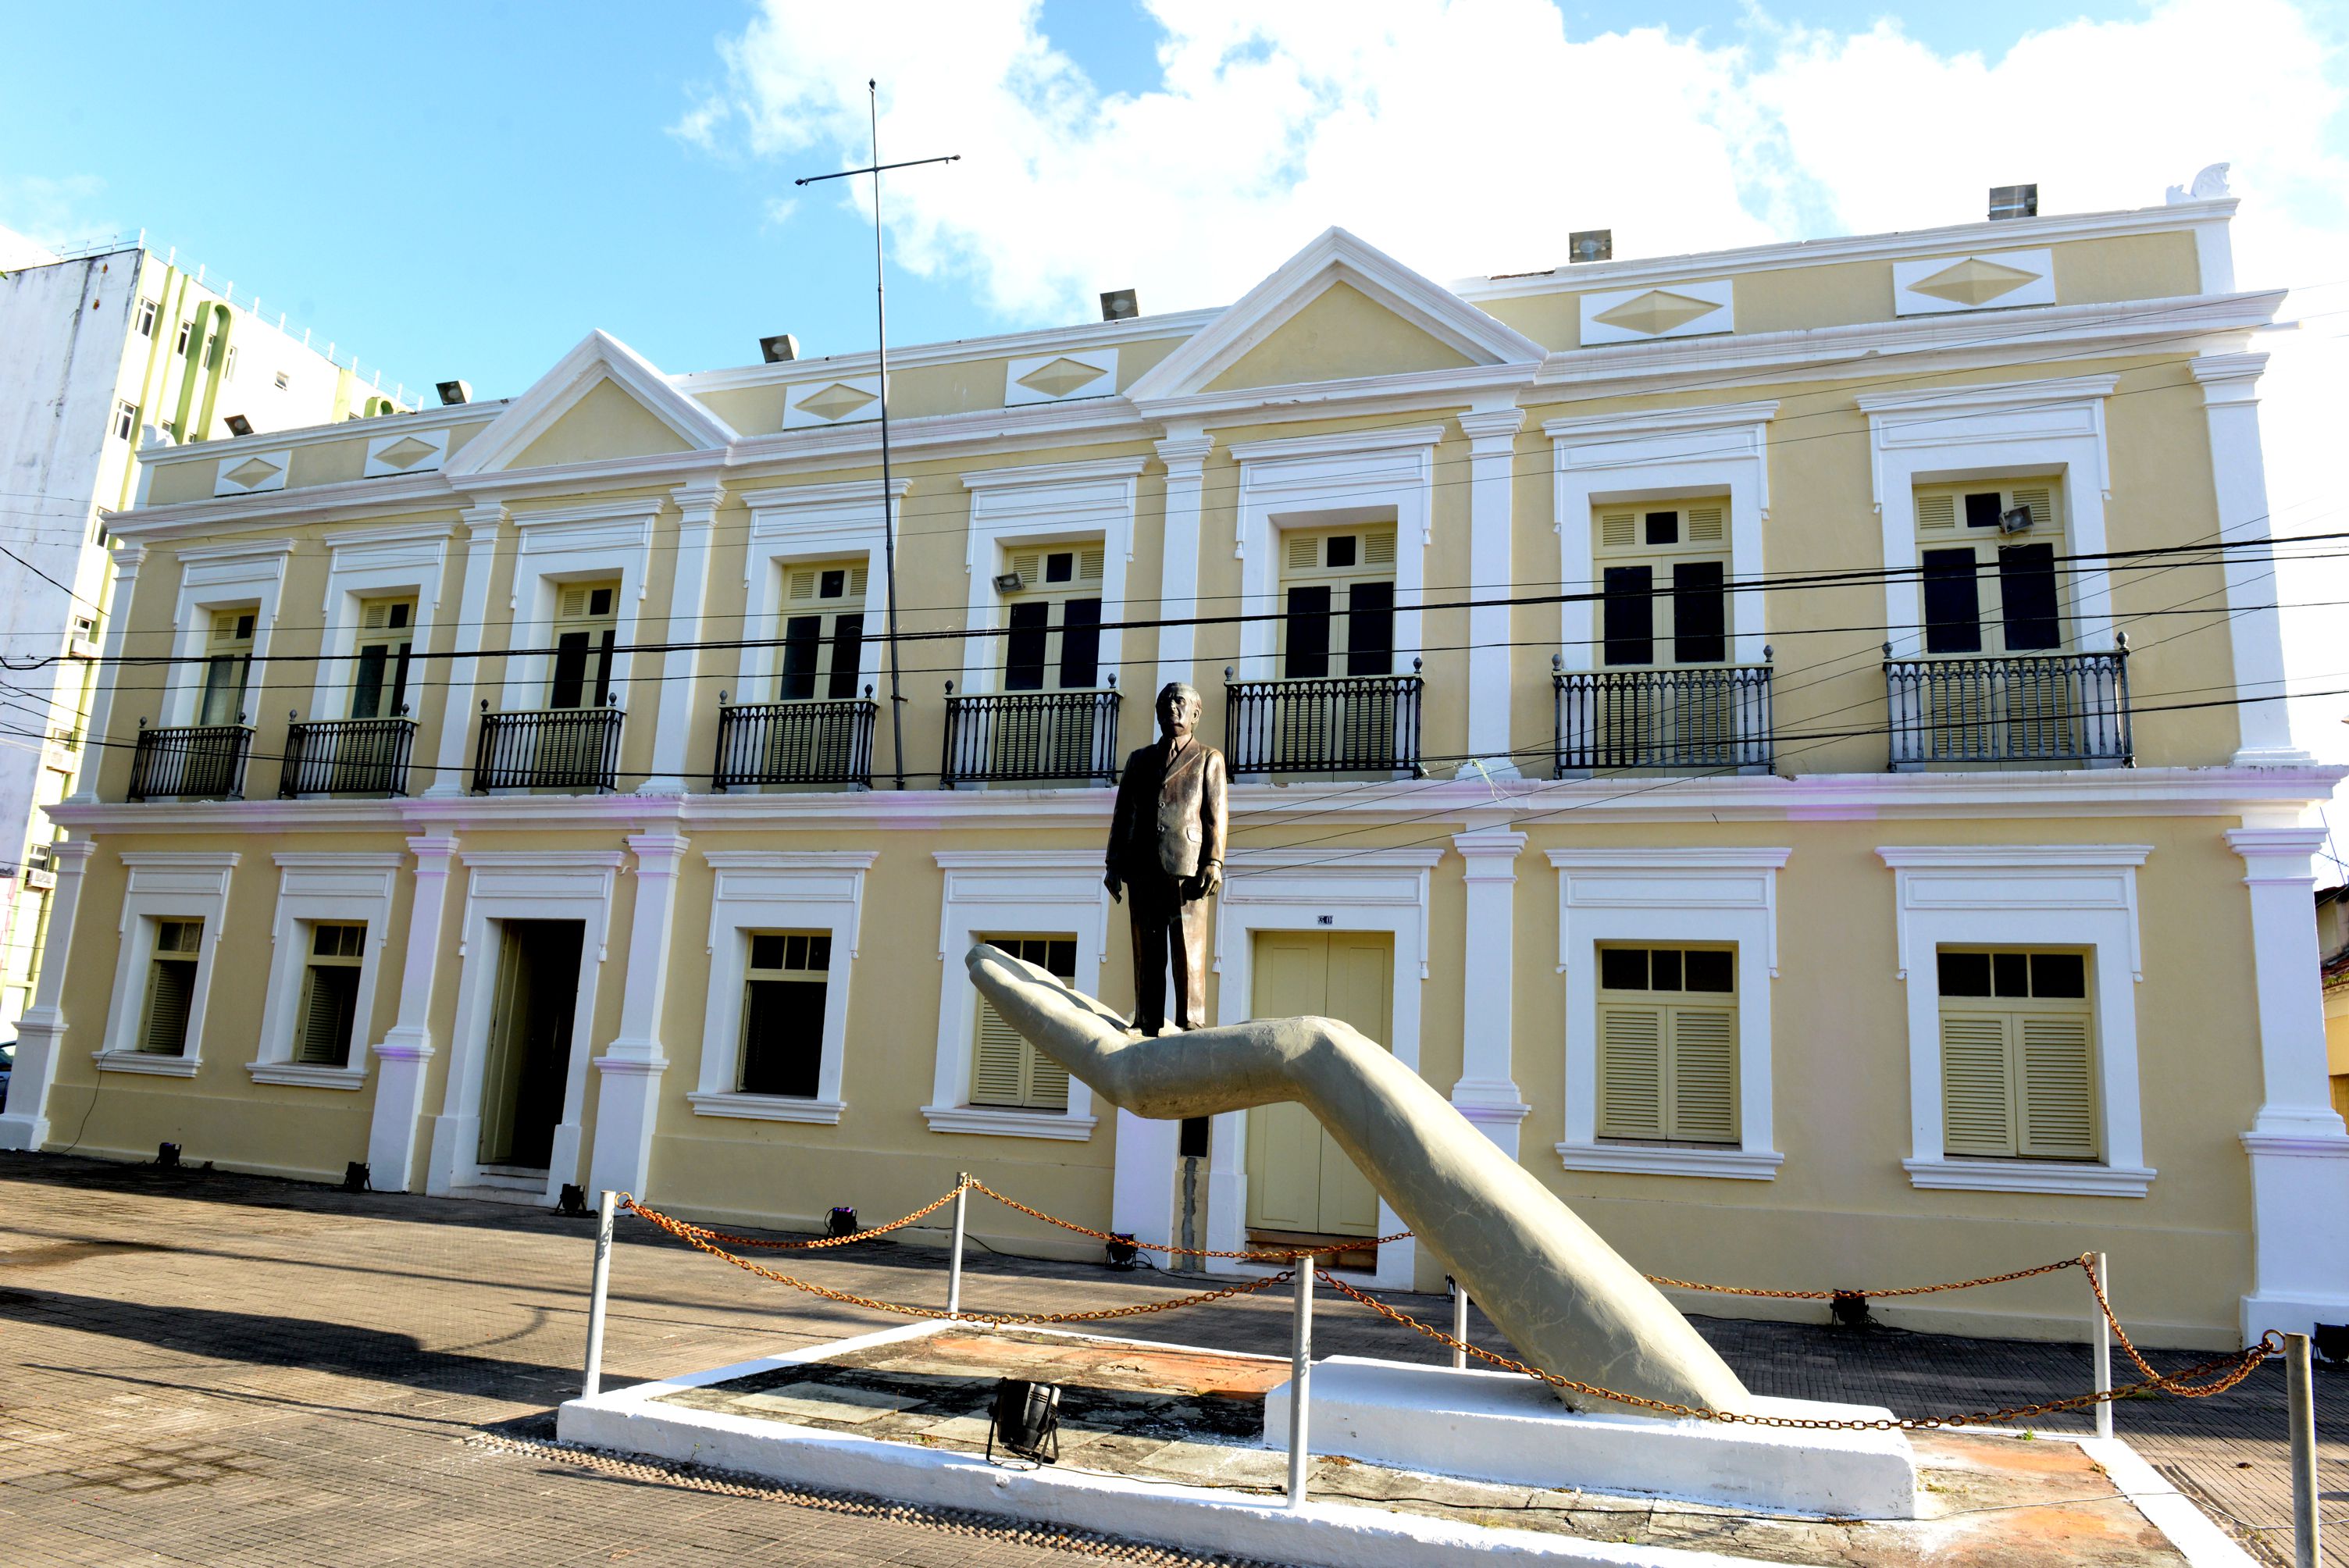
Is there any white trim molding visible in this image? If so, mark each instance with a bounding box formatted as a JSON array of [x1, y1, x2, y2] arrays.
[[957, 457, 1145, 696], [1546, 401, 1777, 672], [0, 840, 98, 1148], [363, 426, 451, 479], [94, 851, 241, 1074], [2192, 355, 2314, 764], [1891, 248, 2056, 316], [444, 329, 737, 477], [923, 851, 1107, 1141], [1578, 278, 1733, 345], [1547, 847, 1790, 1181], [1877, 843, 2155, 1197], [248, 852, 405, 1088], [733, 476, 907, 704], [1202, 846, 1443, 1291], [1450, 827, 1530, 1148], [162, 538, 296, 726], [1857, 376, 2119, 658], [1004, 347, 1117, 407], [213, 448, 292, 497], [426, 850, 626, 1203], [492, 498, 662, 751], [690, 850, 877, 1126], [301, 522, 454, 728]]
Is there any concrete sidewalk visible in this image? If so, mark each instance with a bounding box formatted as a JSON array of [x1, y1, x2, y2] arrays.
[[0, 1151, 2340, 1566]]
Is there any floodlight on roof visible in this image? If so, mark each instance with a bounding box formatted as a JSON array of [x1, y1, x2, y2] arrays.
[[1099, 289, 1139, 322], [223, 414, 254, 437], [761, 333, 801, 363], [437, 380, 472, 405], [1989, 184, 2038, 221], [1568, 229, 1613, 264]]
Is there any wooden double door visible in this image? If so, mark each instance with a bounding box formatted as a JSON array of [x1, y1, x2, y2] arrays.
[[1243, 930, 1392, 1242]]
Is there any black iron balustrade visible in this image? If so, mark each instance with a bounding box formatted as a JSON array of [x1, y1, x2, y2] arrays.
[[712, 691, 879, 789], [127, 718, 253, 801], [1883, 640, 2131, 769], [940, 680, 1120, 786], [279, 711, 418, 796], [1553, 656, 1775, 775], [471, 700, 625, 792], [1223, 664, 1424, 777]]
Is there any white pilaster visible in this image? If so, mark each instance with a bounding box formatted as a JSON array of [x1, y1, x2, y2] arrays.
[[426, 507, 505, 796], [1458, 411, 1525, 778], [0, 839, 98, 1149], [641, 481, 720, 795], [1111, 1110, 1181, 1253], [365, 835, 460, 1190], [1153, 433, 1212, 697], [68, 547, 144, 804], [2194, 355, 2313, 765], [1450, 828, 1530, 1153], [587, 832, 686, 1196], [2226, 826, 2349, 1341]]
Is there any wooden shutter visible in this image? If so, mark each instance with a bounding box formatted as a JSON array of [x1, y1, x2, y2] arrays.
[[1285, 533, 1319, 572], [2018, 1014, 2095, 1157], [1363, 529, 1396, 567], [1596, 1003, 1665, 1138], [142, 959, 197, 1055], [1685, 504, 1725, 544], [294, 967, 356, 1066], [788, 568, 818, 601], [1011, 551, 1043, 586], [1669, 1007, 1738, 1142], [2010, 485, 2054, 532], [558, 585, 592, 618], [971, 997, 1031, 1106], [1941, 1014, 2015, 1156], [1916, 494, 1957, 532], [1078, 546, 1104, 582], [1599, 511, 1636, 549]]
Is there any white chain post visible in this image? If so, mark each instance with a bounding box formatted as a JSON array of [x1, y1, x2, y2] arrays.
[[947, 1172, 969, 1318], [582, 1190, 617, 1398], [2287, 1331, 2319, 1568], [1451, 1278, 1468, 1371], [2093, 1252, 2113, 1440], [1287, 1256, 1314, 1509]]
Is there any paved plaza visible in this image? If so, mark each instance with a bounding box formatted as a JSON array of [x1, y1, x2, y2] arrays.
[[0, 1151, 2340, 1566]]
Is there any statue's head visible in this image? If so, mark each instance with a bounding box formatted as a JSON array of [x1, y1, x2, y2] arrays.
[[1156, 682, 1202, 739]]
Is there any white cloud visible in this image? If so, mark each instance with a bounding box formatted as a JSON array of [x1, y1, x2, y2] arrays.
[[0, 173, 112, 262], [683, 0, 2349, 760]]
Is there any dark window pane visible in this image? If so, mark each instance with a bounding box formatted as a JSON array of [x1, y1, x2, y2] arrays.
[[1671, 561, 1727, 665], [1998, 543, 2062, 650], [388, 602, 410, 629], [1650, 949, 1683, 991], [1602, 565, 1654, 667], [1964, 493, 2005, 529], [2032, 952, 2087, 998], [590, 628, 616, 706], [1003, 600, 1050, 690], [1045, 552, 1074, 583], [1645, 511, 1678, 545], [1684, 950, 1734, 992], [352, 644, 388, 719], [807, 934, 832, 971], [1992, 952, 2030, 997], [1938, 951, 1991, 996], [1285, 585, 1331, 679], [390, 641, 412, 714], [1060, 597, 1102, 689], [826, 614, 864, 699], [740, 978, 824, 1097], [779, 615, 822, 700], [1600, 947, 1648, 991], [750, 934, 785, 970], [1045, 939, 1076, 979], [589, 587, 614, 616], [784, 933, 808, 969], [820, 568, 846, 599], [549, 632, 590, 709], [1921, 549, 1983, 654], [1326, 535, 1357, 568], [1346, 580, 1394, 676]]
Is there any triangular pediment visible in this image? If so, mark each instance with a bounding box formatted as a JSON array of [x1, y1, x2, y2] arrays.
[[444, 330, 738, 476], [1127, 228, 1542, 404]]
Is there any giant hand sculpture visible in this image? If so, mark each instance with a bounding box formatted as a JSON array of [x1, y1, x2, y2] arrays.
[[966, 943, 1752, 1415]]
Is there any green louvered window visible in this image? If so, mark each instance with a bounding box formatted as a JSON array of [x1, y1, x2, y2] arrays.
[[1595, 945, 1738, 1145], [971, 935, 1075, 1111], [1937, 949, 2097, 1160]]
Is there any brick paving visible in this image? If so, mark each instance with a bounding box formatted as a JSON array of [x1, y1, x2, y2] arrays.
[[0, 1150, 2341, 1566]]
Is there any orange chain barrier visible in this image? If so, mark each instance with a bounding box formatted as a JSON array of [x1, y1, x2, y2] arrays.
[[1642, 1256, 2087, 1300], [968, 1178, 1413, 1262], [619, 1194, 1297, 1326], [1314, 1267, 2281, 1430], [621, 1186, 968, 1253]]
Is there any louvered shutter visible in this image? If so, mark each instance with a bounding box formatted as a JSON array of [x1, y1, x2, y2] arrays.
[[1941, 1014, 2015, 1156], [1916, 494, 1957, 532], [1011, 551, 1043, 586], [1685, 504, 1725, 544], [1078, 546, 1104, 582], [142, 960, 197, 1055], [559, 586, 590, 618], [1668, 1007, 1738, 1142], [2017, 1014, 2095, 1158], [1286, 533, 1319, 572], [2009, 485, 2054, 532], [294, 966, 357, 1067], [1600, 511, 1637, 549], [1597, 1004, 1666, 1138], [849, 565, 870, 600], [1363, 529, 1396, 567], [971, 997, 1031, 1106], [789, 569, 818, 602]]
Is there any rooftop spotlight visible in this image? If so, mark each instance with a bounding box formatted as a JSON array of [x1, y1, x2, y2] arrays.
[[760, 333, 801, 363], [1099, 289, 1139, 322], [437, 380, 472, 405], [223, 414, 254, 437]]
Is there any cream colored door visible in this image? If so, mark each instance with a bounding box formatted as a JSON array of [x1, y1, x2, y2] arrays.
[[1245, 930, 1392, 1238]]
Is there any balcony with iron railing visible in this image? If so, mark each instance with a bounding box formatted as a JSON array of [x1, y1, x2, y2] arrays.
[[471, 699, 626, 793], [711, 690, 879, 790], [1553, 654, 1775, 777], [127, 718, 254, 802], [1883, 638, 2131, 770], [279, 710, 419, 797], [940, 679, 1121, 787], [1224, 662, 1424, 778]]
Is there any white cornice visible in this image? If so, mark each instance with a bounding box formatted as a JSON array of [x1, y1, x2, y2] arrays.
[[109, 472, 461, 538], [511, 496, 666, 528], [1227, 423, 1448, 464], [134, 403, 504, 474], [1542, 400, 1781, 440], [958, 454, 1150, 491], [675, 308, 1221, 393], [1855, 373, 2119, 415], [170, 536, 298, 565], [1875, 843, 2152, 868], [1460, 199, 2240, 302], [1135, 362, 1533, 426], [738, 476, 912, 511]]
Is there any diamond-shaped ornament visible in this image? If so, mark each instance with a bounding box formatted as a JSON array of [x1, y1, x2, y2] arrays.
[[795, 382, 879, 422], [1909, 257, 2039, 307], [225, 458, 283, 487], [1015, 357, 1104, 398], [1592, 290, 1721, 337], [373, 437, 438, 470]]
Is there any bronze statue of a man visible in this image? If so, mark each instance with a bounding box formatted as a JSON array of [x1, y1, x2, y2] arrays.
[[1104, 682, 1228, 1035]]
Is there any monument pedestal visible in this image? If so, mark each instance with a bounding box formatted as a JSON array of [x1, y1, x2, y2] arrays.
[[1264, 1356, 1919, 1518]]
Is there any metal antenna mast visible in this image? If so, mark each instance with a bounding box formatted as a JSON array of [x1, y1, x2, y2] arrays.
[[797, 81, 958, 789]]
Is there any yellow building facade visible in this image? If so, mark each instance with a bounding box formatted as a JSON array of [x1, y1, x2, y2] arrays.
[[8, 198, 2346, 1350]]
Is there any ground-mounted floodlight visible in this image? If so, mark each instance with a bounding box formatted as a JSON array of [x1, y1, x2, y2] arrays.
[[156, 1142, 182, 1167], [437, 380, 472, 405], [558, 1183, 589, 1217], [827, 1206, 859, 1238], [1104, 1233, 1139, 1270], [986, 1378, 1062, 1466], [342, 1161, 370, 1193]]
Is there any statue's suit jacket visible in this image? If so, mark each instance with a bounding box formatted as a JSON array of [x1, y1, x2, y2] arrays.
[[1108, 736, 1228, 882]]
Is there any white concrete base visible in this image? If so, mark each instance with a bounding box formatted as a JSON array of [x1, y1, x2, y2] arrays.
[[1264, 1356, 1919, 1519]]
